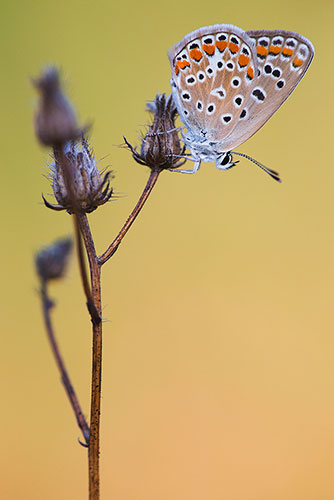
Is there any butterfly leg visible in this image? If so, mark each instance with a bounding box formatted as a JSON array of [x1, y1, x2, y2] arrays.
[[168, 159, 201, 174]]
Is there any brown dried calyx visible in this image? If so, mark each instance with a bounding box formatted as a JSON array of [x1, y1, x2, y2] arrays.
[[33, 66, 83, 146], [125, 93, 186, 171], [43, 137, 113, 214], [35, 237, 73, 282]]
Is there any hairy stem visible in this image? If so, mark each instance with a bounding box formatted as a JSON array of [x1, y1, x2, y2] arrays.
[[77, 215, 102, 500], [76, 170, 160, 497], [89, 306, 102, 499], [99, 168, 160, 265], [40, 280, 90, 445], [74, 215, 100, 324]]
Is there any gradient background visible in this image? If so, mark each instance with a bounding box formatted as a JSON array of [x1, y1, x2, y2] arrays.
[[1, 0, 333, 498]]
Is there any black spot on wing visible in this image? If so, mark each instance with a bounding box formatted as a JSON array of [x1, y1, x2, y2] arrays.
[[252, 88, 265, 101]]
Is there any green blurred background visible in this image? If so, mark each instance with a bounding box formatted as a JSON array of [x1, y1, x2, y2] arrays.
[[2, 0, 333, 498]]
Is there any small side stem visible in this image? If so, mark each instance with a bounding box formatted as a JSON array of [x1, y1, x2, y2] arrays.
[[77, 215, 98, 275], [40, 280, 90, 445], [99, 168, 160, 265], [73, 215, 100, 324]]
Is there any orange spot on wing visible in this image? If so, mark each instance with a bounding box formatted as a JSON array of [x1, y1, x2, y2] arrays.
[[189, 48, 203, 61], [215, 40, 227, 52], [293, 56, 303, 67], [174, 65, 180, 75], [257, 45, 268, 57], [238, 54, 250, 67], [228, 42, 238, 53], [269, 45, 281, 55], [177, 60, 190, 70], [202, 44, 215, 55], [282, 47, 294, 56], [247, 66, 254, 79]]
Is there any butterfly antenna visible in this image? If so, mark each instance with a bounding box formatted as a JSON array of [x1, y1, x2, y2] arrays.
[[233, 152, 281, 183]]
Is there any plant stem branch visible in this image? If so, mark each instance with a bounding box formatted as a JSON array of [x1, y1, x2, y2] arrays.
[[77, 215, 98, 275], [40, 280, 90, 445], [73, 170, 160, 497], [99, 168, 160, 265], [88, 302, 102, 500], [74, 215, 101, 325], [77, 214, 102, 500]]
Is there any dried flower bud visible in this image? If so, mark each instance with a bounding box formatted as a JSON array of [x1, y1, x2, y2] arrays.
[[125, 93, 186, 171], [33, 66, 82, 146], [35, 237, 73, 282], [43, 136, 113, 214]]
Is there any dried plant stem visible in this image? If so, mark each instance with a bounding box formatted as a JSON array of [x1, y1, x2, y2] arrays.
[[75, 171, 161, 498], [99, 168, 161, 265], [89, 310, 102, 499], [35, 70, 173, 500], [73, 215, 101, 324], [40, 280, 90, 445], [77, 215, 102, 500]]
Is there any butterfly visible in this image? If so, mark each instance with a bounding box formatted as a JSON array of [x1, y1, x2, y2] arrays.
[[168, 24, 314, 180]]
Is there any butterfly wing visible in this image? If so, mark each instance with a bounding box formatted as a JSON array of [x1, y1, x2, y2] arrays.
[[220, 30, 314, 151], [168, 24, 259, 143]]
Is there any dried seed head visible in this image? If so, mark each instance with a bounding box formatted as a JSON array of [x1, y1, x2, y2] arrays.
[[44, 136, 113, 214], [125, 93, 186, 171], [33, 66, 82, 146], [35, 237, 73, 282]]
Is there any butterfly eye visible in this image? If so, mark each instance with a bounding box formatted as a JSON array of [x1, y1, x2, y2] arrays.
[[216, 152, 236, 170], [220, 153, 232, 166]]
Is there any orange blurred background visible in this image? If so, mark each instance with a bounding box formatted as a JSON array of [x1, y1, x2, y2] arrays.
[[1, 0, 333, 498]]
